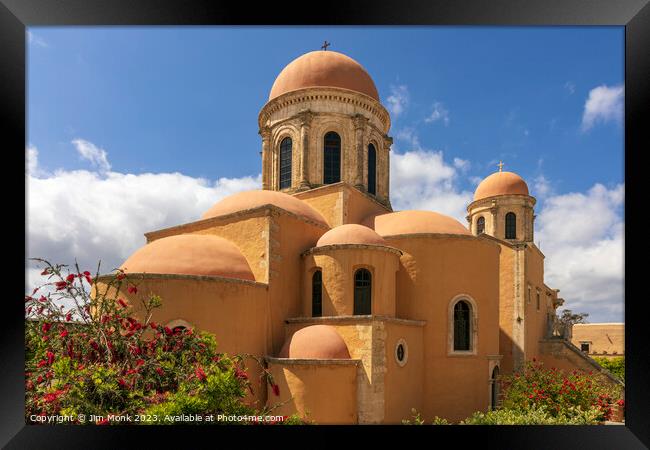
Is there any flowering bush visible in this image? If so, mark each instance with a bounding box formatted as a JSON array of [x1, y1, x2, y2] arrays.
[[25, 259, 286, 425], [498, 359, 622, 422]]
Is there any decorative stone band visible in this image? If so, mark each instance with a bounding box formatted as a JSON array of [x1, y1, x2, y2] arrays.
[[301, 243, 403, 258], [285, 315, 426, 327], [94, 272, 269, 288], [258, 86, 391, 132], [265, 356, 362, 366], [466, 193, 536, 213], [144, 203, 330, 243]]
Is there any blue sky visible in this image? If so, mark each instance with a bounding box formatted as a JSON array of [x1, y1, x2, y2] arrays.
[[26, 27, 624, 322]]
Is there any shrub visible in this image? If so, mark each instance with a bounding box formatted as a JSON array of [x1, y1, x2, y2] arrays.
[[498, 359, 622, 422], [593, 357, 624, 382], [25, 259, 283, 425], [460, 405, 601, 425]]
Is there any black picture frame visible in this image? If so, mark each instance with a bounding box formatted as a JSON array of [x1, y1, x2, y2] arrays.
[[3, 0, 648, 448]]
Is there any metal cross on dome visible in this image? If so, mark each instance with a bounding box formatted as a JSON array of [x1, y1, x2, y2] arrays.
[[497, 161, 504, 172], [321, 41, 331, 51]]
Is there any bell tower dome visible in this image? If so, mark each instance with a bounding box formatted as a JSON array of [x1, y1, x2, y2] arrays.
[[466, 164, 536, 243], [258, 49, 392, 209]]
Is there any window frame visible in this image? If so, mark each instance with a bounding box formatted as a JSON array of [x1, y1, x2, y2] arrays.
[[311, 269, 323, 317], [447, 294, 479, 356], [505, 212, 517, 239], [367, 142, 377, 195], [323, 131, 341, 185], [353, 267, 372, 315], [279, 136, 293, 190], [477, 216, 485, 234]]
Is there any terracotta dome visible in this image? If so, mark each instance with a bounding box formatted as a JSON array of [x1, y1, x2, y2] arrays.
[[474, 171, 529, 201], [278, 325, 351, 359], [316, 224, 388, 247], [269, 50, 379, 101], [363, 210, 471, 237], [120, 234, 255, 281], [201, 190, 328, 227]]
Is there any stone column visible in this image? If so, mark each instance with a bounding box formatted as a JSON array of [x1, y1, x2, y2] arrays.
[[298, 110, 313, 190], [353, 115, 367, 191], [259, 127, 271, 190], [383, 135, 393, 203], [490, 200, 498, 237]]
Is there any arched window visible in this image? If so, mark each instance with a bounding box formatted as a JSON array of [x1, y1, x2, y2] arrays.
[[353, 268, 371, 315], [491, 366, 500, 410], [505, 212, 517, 239], [312, 270, 322, 317], [477, 216, 485, 234], [279, 137, 292, 189], [367, 143, 377, 195], [453, 301, 471, 351], [323, 132, 341, 184]]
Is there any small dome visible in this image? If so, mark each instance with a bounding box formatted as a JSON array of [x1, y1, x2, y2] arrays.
[[120, 234, 254, 281], [269, 50, 379, 101], [201, 190, 328, 227], [363, 210, 471, 237], [316, 224, 388, 247], [279, 325, 351, 359], [474, 171, 529, 201]]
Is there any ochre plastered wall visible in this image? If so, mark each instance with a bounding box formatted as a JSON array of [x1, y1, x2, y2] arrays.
[[266, 360, 359, 424], [302, 246, 399, 317], [571, 323, 625, 357], [387, 234, 500, 422], [295, 182, 391, 228], [94, 275, 270, 409], [145, 211, 271, 283], [382, 322, 424, 423], [267, 212, 328, 355], [467, 194, 536, 243]]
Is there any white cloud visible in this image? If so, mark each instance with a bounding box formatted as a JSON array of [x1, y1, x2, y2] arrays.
[[27, 30, 48, 48], [72, 139, 112, 173], [536, 183, 624, 322], [532, 174, 553, 198], [424, 101, 450, 126], [26, 143, 261, 292], [453, 157, 470, 172], [395, 127, 421, 149], [390, 149, 473, 223], [26, 145, 41, 176], [581, 84, 624, 132], [386, 85, 409, 118]]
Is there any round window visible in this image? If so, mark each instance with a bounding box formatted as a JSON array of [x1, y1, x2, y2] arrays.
[[395, 338, 408, 367]]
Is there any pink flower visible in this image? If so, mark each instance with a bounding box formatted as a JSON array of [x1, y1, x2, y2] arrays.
[[55, 281, 67, 290], [66, 274, 75, 283], [272, 384, 280, 397], [128, 285, 138, 294], [83, 271, 92, 284], [46, 351, 55, 365], [59, 330, 68, 338], [117, 298, 128, 308], [195, 366, 206, 382], [116, 273, 126, 280], [42, 323, 52, 333]]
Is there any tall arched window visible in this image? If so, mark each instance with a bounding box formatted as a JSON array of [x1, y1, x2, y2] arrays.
[[312, 270, 322, 317], [491, 366, 500, 410], [367, 143, 377, 195], [323, 132, 341, 184], [505, 212, 517, 239], [353, 269, 371, 315], [279, 137, 292, 189], [477, 216, 485, 234], [453, 301, 471, 351]]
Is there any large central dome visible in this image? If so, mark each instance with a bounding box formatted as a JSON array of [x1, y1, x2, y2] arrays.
[[268, 50, 379, 102]]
